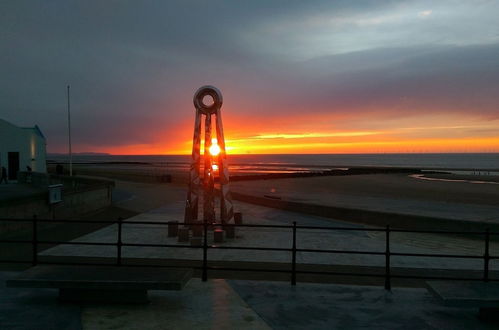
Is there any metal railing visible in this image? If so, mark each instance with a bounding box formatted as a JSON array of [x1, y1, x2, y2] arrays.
[[0, 216, 497, 290]]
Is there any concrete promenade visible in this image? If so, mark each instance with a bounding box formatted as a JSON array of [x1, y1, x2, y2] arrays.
[[3, 178, 499, 328], [0, 271, 270, 330], [0, 183, 44, 202]]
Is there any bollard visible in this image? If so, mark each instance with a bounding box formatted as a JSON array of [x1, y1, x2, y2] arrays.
[[178, 227, 190, 242], [225, 225, 235, 239], [184, 206, 193, 225], [192, 222, 203, 237], [214, 229, 225, 243], [190, 237, 202, 246], [234, 212, 243, 225], [168, 221, 179, 237]]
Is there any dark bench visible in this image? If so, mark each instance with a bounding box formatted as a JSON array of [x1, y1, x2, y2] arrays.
[[6, 265, 192, 303], [426, 280, 499, 320]]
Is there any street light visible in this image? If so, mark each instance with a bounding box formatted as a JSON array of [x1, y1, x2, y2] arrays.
[[67, 85, 72, 176]]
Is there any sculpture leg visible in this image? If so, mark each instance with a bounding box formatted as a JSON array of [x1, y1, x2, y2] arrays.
[[185, 109, 202, 223], [215, 109, 234, 223], [203, 114, 215, 222]]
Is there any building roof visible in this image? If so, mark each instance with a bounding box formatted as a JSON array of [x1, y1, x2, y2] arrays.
[[0, 118, 46, 140]]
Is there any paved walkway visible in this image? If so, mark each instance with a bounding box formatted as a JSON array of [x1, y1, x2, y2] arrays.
[[81, 278, 269, 330], [0, 271, 82, 329], [0, 271, 269, 330], [228, 280, 497, 329], [0, 183, 44, 202], [2, 271, 497, 329]]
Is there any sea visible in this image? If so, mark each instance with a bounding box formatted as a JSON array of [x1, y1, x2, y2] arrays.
[[47, 153, 499, 175]]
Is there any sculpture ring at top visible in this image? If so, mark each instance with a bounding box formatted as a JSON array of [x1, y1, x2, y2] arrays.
[[193, 85, 223, 115]]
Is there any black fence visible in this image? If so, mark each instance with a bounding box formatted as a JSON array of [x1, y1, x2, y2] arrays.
[[0, 217, 497, 290]]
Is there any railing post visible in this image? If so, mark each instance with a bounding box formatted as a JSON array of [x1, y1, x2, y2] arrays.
[[384, 225, 391, 291], [202, 219, 208, 282], [32, 215, 38, 266], [484, 228, 490, 282], [291, 221, 297, 285], [117, 217, 122, 266]]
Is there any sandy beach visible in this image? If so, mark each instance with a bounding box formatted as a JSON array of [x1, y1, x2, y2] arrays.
[[231, 173, 499, 206]]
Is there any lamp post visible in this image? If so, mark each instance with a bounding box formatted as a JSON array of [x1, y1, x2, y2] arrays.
[[67, 85, 72, 176]]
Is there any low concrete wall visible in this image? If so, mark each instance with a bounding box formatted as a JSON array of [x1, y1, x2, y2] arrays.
[[230, 167, 427, 182], [17, 172, 50, 187], [231, 191, 499, 234], [39, 255, 499, 287], [0, 177, 114, 236], [18, 172, 114, 190], [47, 166, 175, 184]]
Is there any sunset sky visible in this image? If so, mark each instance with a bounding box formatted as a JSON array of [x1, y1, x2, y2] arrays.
[[1, 1, 499, 154]]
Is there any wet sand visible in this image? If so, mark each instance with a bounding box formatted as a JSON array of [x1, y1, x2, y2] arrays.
[[415, 173, 499, 184]]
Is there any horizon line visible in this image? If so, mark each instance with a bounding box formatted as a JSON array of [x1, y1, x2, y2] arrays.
[[46, 151, 499, 156]]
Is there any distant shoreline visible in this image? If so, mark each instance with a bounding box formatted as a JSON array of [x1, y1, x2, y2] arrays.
[[46, 160, 499, 173], [46, 153, 499, 173], [47, 152, 499, 156]]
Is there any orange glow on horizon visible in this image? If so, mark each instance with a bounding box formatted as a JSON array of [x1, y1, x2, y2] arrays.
[[68, 113, 499, 155], [83, 135, 499, 155]]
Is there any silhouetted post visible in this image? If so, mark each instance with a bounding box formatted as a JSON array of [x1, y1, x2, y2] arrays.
[[117, 217, 123, 266], [67, 85, 73, 176], [484, 228, 490, 282], [168, 221, 179, 237], [291, 221, 297, 285], [32, 215, 38, 266], [202, 219, 208, 281], [385, 225, 391, 291], [234, 212, 243, 225]]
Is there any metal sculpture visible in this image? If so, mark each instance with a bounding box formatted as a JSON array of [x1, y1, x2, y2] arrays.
[[185, 85, 234, 224]]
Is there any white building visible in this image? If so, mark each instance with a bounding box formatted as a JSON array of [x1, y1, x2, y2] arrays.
[[0, 119, 47, 179]]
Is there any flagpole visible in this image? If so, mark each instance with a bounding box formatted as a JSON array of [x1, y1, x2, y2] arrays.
[[67, 85, 72, 176]]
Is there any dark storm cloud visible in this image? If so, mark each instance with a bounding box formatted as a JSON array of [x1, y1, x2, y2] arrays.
[[0, 0, 498, 152], [257, 44, 499, 118]]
